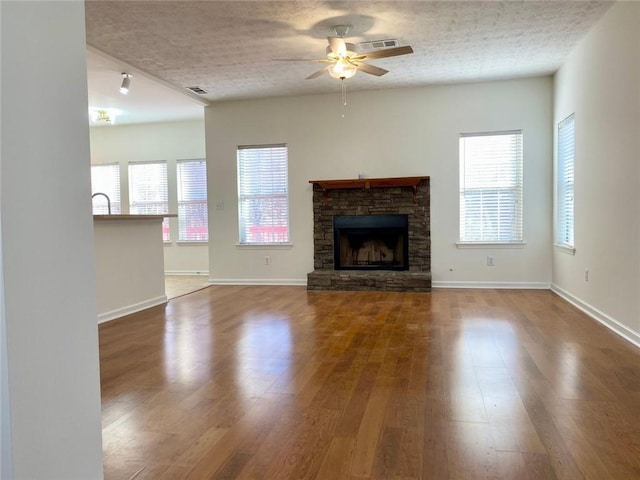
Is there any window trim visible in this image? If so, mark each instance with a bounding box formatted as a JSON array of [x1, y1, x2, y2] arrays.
[[176, 158, 208, 243], [236, 143, 290, 245], [128, 160, 170, 242], [554, 244, 576, 255], [235, 242, 294, 249], [555, 113, 575, 251], [456, 241, 526, 249], [90, 163, 122, 215], [458, 129, 524, 244]]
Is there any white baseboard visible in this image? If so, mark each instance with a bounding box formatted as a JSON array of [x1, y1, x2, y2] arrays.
[[432, 281, 551, 289], [209, 278, 307, 286], [165, 270, 209, 276], [97, 295, 167, 324], [550, 284, 640, 349]]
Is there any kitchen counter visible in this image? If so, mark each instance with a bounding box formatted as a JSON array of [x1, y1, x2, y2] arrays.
[[93, 214, 176, 322]]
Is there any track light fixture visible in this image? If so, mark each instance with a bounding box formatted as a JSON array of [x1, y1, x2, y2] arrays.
[[119, 73, 132, 94]]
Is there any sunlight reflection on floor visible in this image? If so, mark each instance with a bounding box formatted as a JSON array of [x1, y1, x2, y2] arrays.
[[165, 275, 210, 299]]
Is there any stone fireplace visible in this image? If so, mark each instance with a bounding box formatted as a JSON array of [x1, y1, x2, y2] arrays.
[[307, 177, 431, 292]]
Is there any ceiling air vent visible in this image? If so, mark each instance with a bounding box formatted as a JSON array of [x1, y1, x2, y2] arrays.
[[357, 39, 399, 52], [186, 86, 208, 95]]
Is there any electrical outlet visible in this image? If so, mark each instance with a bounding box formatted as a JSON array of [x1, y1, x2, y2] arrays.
[[264, 256, 270, 266], [585, 268, 589, 282], [215, 201, 224, 211], [487, 256, 495, 266]]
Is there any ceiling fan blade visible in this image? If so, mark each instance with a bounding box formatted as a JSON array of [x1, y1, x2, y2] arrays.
[[306, 66, 330, 80], [362, 45, 414, 59], [328, 37, 347, 56], [355, 62, 388, 77]]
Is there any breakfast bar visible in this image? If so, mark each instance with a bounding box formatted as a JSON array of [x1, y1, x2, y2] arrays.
[[93, 214, 176, 323]]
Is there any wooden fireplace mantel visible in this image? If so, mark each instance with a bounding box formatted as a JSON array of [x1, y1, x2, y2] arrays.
[[309, 176, 429, 203]]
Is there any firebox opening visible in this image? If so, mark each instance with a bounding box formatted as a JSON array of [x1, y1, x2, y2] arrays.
[[333, 214, 409, 271]]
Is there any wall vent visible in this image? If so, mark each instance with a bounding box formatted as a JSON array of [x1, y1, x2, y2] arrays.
[[357, 39, 399, 52], [186, 86, 208, 95]]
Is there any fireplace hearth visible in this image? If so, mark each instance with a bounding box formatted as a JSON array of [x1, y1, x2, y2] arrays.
[[307, 177, 431, 292]]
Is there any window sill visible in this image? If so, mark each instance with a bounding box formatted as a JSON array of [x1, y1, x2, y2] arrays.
[[554, 244, 575, 255], [456, 241, 526, 249], [236, 243, 294, 249]]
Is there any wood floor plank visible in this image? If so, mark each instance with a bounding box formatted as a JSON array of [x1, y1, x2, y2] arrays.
[[349, 375, 394, 477], [314, 436, 356, 480], [447, 420, 499, 479], [475, 366, 546, 454], [99, 287, 640, 479]]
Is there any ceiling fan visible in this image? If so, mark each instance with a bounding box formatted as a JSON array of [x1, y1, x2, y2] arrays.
[[306, 25, 414, 80]]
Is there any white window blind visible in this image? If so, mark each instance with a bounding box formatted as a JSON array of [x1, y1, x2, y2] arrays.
[[91, 164, 121, 214], [128, 161, 170, 242], [177, 159, 208, 242], [237, 144, 289, 244], [459, 130, 523, 243], [556, 114, 575, 248]]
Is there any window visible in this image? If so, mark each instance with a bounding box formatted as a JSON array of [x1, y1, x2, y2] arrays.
[[177, 159, 208, 242], [128, 161, 170, 242], [556, 114, 575, 250], [237, 144, 289, 244], [459, 130, 523, 243], [90, 164, 121, 214]]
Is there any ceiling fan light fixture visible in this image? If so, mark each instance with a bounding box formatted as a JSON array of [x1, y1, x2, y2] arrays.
[[306, 27, 412, 82], [119, 73, 132, 94], [328, 61, 357, 80]]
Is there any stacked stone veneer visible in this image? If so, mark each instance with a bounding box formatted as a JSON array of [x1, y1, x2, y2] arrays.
[[307, 178, 431, 292]]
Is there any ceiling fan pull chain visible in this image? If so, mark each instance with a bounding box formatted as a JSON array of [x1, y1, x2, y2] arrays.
[[342, 80, 347, 106], [341, 80, 347, 118]]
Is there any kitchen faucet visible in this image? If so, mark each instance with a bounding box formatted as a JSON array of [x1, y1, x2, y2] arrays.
[[92, 192, 112, 215]]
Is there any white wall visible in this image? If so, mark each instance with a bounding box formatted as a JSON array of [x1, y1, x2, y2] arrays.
[[206, 77, 553, 287], [0, 3, 13, 477], [1, 2, 103, 478], [90, 120, 209, 274], [553, 1, 640, 344]]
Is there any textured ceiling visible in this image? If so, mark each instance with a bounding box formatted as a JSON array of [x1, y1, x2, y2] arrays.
[[84, 0, 612, 114]]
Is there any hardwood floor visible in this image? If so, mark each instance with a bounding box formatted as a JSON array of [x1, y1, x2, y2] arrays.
[[99, 287, 640, 479]]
